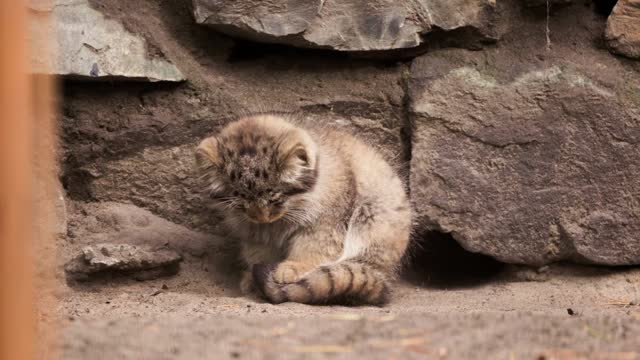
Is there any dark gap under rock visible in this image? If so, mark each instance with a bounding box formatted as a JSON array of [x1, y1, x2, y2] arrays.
[[403, 231, 506, 288], [227, 38, 350, 63], [593, 0, 618, 15], [418, 25, 497, 52], [341, 26, 498, 61], [226, 33, 489, 64]]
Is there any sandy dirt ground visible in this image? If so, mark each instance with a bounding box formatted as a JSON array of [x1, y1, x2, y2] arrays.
[[57, 249, 640, 359]]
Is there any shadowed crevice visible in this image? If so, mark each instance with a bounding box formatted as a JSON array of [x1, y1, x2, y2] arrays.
[[593, 0, 618, 16], [403, 231, 506, 289]]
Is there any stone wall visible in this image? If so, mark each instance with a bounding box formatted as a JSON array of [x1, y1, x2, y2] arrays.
[[53, 0, 640, 265]]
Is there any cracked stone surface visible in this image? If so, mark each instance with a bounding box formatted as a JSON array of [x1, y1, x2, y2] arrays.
[[192, 0, 498, 51], [409, 3, 640, 265], [606, 0, 640, 59], [29, 0, 184, 81], [411, 64, 640, 265], [64, 243, 183, 281]]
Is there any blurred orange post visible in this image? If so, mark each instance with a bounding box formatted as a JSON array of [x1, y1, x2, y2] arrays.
[[0, 0, 36, 359]]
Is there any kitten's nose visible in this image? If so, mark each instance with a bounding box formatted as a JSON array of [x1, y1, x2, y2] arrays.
[[246, 205, 271, 223]]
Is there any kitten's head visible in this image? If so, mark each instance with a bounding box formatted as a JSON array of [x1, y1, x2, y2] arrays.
[[195, 115, 318, 225]]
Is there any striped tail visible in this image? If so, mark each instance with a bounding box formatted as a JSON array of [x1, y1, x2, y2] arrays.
[[252, 261, 391, 306]]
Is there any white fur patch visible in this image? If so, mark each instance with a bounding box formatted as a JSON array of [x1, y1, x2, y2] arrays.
[[338, 226, 365, 262]]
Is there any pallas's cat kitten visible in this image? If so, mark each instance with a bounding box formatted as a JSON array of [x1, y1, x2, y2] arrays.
[[195, 114, 411, 305]]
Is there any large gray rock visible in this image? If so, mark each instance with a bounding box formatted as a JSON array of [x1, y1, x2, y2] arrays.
[[409, 3, 640, 265], [193, 0, 498, 51], [605, 0, 640, 59], [29, 0, 184, 81]]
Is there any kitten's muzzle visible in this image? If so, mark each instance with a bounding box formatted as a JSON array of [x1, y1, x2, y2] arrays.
[[246, 204, 283, 223]]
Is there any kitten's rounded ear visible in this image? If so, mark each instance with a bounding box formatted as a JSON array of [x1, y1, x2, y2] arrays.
[[281, 143, 313, 170], [290, 145, 309, 166], [195, 137, 220, 169], [277, 129, 317, 183]]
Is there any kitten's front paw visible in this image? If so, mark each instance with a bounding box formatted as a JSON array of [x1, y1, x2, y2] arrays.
[[273, 262, 311, 284]]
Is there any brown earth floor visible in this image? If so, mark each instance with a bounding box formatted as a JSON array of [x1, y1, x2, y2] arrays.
[[57, 253, 640, 360]]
